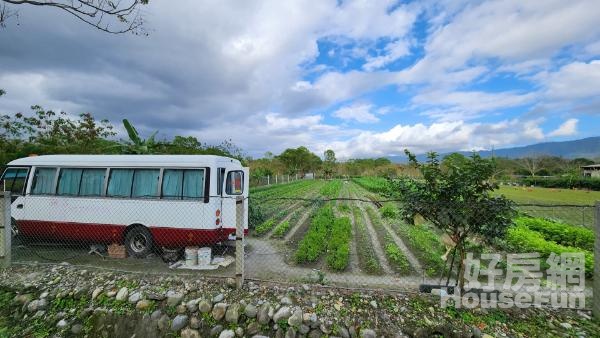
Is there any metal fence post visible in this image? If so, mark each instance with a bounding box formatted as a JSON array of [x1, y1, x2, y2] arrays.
[[235, 197, 245, 289], [1, 192, 11, 268], [594, 201, 600, 322]]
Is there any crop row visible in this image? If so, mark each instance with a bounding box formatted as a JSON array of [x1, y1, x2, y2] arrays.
[[515, 217, 594, 252], [352, 177, 390, 195], [352, 206, 383, 275], [366, 207, 411, 274], [506, 224, 594, 277], [295, 206, 334, 263], [326, 217, 352, 271], [391, 221, 446, 277], [319, 179, 343, 198]]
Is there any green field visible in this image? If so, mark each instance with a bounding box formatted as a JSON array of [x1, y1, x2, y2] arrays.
[[493, 185, 600, 205]]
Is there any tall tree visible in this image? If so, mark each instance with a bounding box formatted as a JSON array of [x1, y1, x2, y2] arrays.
[[277, 146, 321, 177], [517, 156, 543, 177], [323, 149, 336, 179], [1, 0, 149, 34]]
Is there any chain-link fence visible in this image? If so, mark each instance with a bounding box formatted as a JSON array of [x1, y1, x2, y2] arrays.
[[0, 180, 598, 307]]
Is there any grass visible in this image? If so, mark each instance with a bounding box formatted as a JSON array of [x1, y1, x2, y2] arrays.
[[494, 185, 600, 205]]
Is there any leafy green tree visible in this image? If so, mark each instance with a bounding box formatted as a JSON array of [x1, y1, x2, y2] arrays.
[[323, 149, 336, 178], [390, 150, 515, 292], [277, 146, 321, 177]]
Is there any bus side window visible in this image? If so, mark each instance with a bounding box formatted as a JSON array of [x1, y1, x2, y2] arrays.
[[225, 171, 243, 195], [1, 168, 29, 196], [31, 167, 57, 195]]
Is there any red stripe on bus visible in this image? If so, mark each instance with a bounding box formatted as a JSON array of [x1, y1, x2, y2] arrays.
[[16, 220, 247, 248]]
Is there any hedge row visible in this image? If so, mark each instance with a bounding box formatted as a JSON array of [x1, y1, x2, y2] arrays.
[[521, 177, 600, 191], [515, 217, 594, 252], [506, 224, 594, 277]]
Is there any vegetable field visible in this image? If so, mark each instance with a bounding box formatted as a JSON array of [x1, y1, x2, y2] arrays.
[[246, 177, 596, 291]]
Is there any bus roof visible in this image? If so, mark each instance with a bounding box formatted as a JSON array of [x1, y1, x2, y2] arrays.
[[7, 155, 242, 167]]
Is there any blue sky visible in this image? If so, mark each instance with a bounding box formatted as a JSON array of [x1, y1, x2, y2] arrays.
[[0, 0, 599, 159]]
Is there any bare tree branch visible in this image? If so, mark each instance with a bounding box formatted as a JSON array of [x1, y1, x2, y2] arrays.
[[0, 0, 148, 34]]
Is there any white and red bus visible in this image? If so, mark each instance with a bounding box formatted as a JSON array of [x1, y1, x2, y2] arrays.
[[1, 155, 249, 257]]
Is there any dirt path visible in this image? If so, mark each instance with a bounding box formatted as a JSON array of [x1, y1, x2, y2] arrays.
[[381, 221, 423, 274]]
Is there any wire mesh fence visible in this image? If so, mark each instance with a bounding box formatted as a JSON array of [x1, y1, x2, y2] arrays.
[[0, 179, 597, 298]]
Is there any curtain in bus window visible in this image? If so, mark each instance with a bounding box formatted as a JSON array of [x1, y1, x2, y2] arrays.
[[31, 168, 57, 195], [132, 169, 159, 198], [80, 169, 105, 196], [107, 169, 134, 197], [57, 168, 83, 195], [162, 169, 183, 199], [183, 169, 204, 199]]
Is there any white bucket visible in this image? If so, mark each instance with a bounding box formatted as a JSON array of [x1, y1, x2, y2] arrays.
[[185, 247, 199, 266], [198, 247, 212, 266]]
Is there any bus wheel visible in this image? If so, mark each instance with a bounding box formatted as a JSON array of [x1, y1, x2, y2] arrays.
[[124, 226, 153, 258]]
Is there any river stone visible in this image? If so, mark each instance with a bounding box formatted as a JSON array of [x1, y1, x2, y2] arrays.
[[56, 319, 68, 329], [171, 315, 189, 331], [177, 304, 187, 314], [151, 309, 162, 320], [235, 327, 244, 337], [210, 325, 224, 337], [106, 290, 117, 298], [285, 327, 296, 338], [246, 321, 260, 335], [339, 326, 350, 338], [280, 296, 293, 305], [181, 328, 201, 338], [186, 299, 198, 313], [128, 292, 142, 304], [299, 324, 310, 335], [288, 308, 302, 327], [257, 303, 271, 324], [225, 303, 241, 323], [273, 306, 291, 323], [14, 294, 33, 304], [157, 315, 170, 331], [189, 316, 200, 329], [308, 329, 322, 338], [91, 287, 103, 300], [115, 287, 129, 301], [167, 292, 184, 307], [244, 304, 258, 318], [198, 299, 212, 313], [147, 291, 166, 301], [212, 293, 224, 303], [212, 303, 228, 321], [360, 329, 376, 338], [136, 300, 152, 311], [219, 329, 235, 338], [71, 324, 83, 334]]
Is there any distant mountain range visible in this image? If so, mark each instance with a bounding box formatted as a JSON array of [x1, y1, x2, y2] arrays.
[[388, 136, 600, 163]]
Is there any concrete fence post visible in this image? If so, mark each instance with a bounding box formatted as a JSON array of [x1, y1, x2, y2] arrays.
[[235, 197, 245, 289], [0, 192, 11, 268], [593, 201, 600, 322], [267, 175, 270, 185]]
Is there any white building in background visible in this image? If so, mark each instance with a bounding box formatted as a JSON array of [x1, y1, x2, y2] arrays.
[[581, 164, 600, 178]]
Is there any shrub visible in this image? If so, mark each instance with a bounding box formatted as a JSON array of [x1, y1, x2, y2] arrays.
[[515, 217, 594, 252], [380, 203, 398, 219], [521, 176, 600, 191], [506, 224, 594, 277]]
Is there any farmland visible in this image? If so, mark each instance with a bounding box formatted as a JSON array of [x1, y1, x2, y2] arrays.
[[247, 177, 596, 290]]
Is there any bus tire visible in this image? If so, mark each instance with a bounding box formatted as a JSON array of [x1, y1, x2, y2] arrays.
[[124, 226, 153, 258]]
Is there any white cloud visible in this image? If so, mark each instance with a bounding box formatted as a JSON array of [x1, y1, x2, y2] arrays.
[[332, 103, 379, 123], [540, 60, 600, 100], [363, 39, 411, 71], [548, 118, 578, 137]]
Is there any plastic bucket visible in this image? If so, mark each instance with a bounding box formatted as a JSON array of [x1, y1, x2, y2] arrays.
[[185, 247, 199, 266], [198, 247, 212, 266]]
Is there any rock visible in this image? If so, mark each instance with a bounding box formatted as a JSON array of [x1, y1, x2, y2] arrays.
[[189, 316, 200, 329], [235, 327, 244, 337], [115, 287, 129, 301], [186, 299, 198, 313], [212, 303, 228, 321], [71, 324, 83, 334], [181, 328, 201, 338], [213, 293, 225, 303], [360, 329, 376, 338], [167, 292, 184, 307], [481, 335, 495, 338], [136, 300, 152, 311], [339, 326, 350, 338], [288, 307, 303, 327], [280, 296, 293, 305], [92, 287, 103, 300], [225, 303, 241, 323], [273, 306, 291, 323], [40, 292, 49, 299], [14, 294, 33, 304], [150, 309, 162, 320], [128, 292, 142, 304], [560, 322, 573, 330], [106, 290, 117, 298], [285, 327, 296, 338], [471, 326, 482, 338], [210, 325, 224, 337], [369, 300, 377, 309], [226, 278, 237, 288], [198, 299, 212, 313], [308, 329, 322, 338], [56, 319, 68, 329], [299, 324, 310, 335], [245, 304, 258, 318], [177, 304, 187, 314], [303, 312, 317, 324], [27, 300, 39, 312], [349, 326, 357, 338], [320, 323, 331, 334], [171, 315, 189, 331], [257, 303, 271, 324], [147, 291, 166, 301], [157, 314, 170, 331], [247, 321, 260, 335]]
